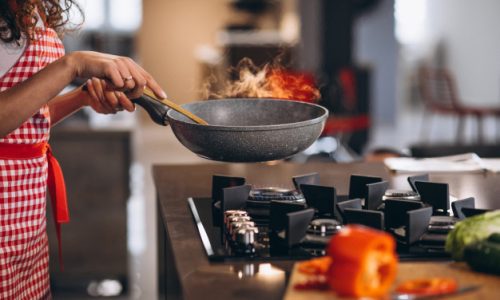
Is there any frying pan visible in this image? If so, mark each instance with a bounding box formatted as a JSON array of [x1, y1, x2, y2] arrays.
[[134, 95, 329, 162]]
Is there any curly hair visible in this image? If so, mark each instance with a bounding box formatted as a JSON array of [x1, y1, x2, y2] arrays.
[[0, 0, 83, 43]]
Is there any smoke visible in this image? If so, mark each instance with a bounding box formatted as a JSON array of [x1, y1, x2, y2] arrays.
[[203, 57, 320, 102]]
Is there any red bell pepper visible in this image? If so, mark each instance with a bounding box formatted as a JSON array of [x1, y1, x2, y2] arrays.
[[327, 225, 398, 298]]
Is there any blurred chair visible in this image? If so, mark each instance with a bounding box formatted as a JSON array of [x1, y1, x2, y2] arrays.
[[418, 66, 500, 143]]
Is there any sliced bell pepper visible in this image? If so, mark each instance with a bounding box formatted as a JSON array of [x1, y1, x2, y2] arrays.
[[293, 278, 330, 291], [297, 256, 333, 276], [396, 278, 458, 296], [327, 225, 398, 298]]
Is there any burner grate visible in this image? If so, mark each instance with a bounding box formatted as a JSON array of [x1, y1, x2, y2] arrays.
[[188, 172, 473, 262]]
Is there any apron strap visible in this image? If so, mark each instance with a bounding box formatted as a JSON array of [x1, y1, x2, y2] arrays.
[[35, 2, 49, 28], [46, 144, 70, 271]]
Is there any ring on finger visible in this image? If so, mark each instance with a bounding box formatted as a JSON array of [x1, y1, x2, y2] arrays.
[[123, 76, 133, 82]]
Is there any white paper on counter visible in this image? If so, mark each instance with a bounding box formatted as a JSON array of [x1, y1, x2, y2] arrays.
[[384, 153, 500, 173], [480, 158, 500, 173]]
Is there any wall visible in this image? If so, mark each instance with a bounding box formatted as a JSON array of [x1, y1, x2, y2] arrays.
[[422, 0, 500, 106], [296, 0, 322, 73], [138, 0, 231, 104], [354, 0, 398, 125]]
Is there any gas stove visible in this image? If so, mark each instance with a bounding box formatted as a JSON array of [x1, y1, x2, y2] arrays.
[[188, 173, 488, 262]]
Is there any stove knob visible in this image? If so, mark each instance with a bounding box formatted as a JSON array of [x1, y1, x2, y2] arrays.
[[227, 215, 251, 231], [224, 210, 248, 226], [235, 226, 258, 246], [230, 221, 255, 236]]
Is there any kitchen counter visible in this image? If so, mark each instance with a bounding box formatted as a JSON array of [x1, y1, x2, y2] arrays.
[[153, 162, 500, 300]]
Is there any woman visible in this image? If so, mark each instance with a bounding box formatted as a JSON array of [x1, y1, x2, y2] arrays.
[[0, 1, 165, 298]]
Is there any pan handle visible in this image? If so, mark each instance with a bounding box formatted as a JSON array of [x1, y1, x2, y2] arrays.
[[133, 94, 169, 126], [81, 83, 169, 126]]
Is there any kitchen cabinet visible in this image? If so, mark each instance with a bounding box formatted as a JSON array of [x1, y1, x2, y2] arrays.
[[47, 128, 131, 297], [154, 162, 500, 300]]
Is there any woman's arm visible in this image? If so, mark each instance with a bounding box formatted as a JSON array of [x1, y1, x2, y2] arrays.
[[0, 54, 76, 136], [0, 51, 165, 137], [48, 86, 87, 126]]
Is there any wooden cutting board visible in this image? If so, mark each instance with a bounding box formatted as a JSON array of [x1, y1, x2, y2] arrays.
[[284, 262, 500, 300]]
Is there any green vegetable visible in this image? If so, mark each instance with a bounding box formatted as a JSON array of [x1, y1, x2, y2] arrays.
[[463, 233, 500, 275], [445, 210, 500, 261], [488, 232, 500, 243]]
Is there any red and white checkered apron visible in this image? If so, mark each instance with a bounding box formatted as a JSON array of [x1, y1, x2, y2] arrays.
[[0, 27, 66, 299]]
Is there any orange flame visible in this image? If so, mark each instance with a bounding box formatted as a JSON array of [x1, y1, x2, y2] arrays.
[[205, 58, 320, 102], [266, 69, 321, 103]]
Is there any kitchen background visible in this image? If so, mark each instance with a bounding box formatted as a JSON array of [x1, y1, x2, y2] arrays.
[[48, 0, 500, 299]]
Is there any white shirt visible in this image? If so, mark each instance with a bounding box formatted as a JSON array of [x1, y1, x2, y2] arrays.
[[0, 38, 27, 77], [0, 12, 44, 77]]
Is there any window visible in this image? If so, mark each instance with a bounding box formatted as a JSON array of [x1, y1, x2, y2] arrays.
[[76, 0, 142, 32], [395, 0, 427, 44]]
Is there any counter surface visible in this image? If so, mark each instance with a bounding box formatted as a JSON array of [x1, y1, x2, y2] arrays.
[[153, 162, 500, 300]]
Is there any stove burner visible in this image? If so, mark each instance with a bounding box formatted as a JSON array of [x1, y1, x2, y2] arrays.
[[429, 215, 456, 225], [245, 188, 306, 221], [383, 189, 420, 201], [427, 215, 456, 234], [301, 219, 342, 249], [307, 219, 342, 236], [247, 187, 305, 206]]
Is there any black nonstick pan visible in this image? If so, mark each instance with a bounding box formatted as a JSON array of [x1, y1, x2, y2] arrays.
[[134, 94, 328, 162]]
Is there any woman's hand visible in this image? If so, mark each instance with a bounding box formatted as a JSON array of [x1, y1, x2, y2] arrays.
[[84, 77, 136, 114], [67, 51, 167, 100], [1, 50, 167, 136]]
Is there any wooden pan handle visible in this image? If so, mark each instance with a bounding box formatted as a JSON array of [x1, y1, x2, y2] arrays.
[[143, 87, 209, 125]]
